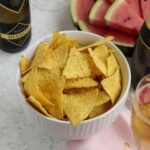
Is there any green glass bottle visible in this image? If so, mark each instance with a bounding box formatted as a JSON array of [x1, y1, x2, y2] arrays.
[[0, 0, 31, 53], [131, 12, 150, 88]]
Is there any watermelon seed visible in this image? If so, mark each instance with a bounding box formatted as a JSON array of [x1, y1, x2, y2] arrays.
[[124, 19, 127, 22], [127, 17, 131, 20]]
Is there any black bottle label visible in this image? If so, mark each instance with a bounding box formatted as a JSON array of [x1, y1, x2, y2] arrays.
[[0, 0, 25, 13], [0, 15, 31, 48]]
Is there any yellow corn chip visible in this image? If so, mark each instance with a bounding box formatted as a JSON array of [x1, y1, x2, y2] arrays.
[[49, 32, 60, 48], [101, 68, 121, 104], [93, 44, 110, 60], [37, 68, 66, 119], [53, 43, 69, 70], [63, 88, 98, 125], [28, 95, 53, 118], [19, 55, 30, 74], [107, 53, 119, 77], [63, 47, 100, 79], [22, 42, 49, 75], [24, 68, 54, 110], [30, 42, 49, 67], [95, 90, 111, 106], [78, 36, 113, 52], [21, 72, 29, 83], [51, 33, 68, 49], [64, 78, 98, 89], [38, 49, 60, 75], [89, 102, 112, 118], [68, 39, 80, 48], [88, 48, 107, 76]]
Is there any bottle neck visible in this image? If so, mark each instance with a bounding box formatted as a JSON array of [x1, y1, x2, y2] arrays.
[[140, 21, 150, 49]]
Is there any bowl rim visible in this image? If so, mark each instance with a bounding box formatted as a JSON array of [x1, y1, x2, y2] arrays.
[[16, 30, 131, 125]]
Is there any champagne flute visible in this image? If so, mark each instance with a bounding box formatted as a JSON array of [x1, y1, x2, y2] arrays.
[[131, 74, 150, 150]]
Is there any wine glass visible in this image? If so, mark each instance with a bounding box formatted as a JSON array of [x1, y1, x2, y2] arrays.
[[131, 74, 150, 150]]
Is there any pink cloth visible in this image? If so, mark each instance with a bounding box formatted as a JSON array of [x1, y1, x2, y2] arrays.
[[66, 110, 136, 150]]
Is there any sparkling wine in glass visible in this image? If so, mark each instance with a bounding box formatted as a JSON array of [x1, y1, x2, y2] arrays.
[[131, 75, 150, 150]]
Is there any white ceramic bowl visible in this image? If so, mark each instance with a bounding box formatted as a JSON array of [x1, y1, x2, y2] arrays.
[[16, 31, 131, 140]]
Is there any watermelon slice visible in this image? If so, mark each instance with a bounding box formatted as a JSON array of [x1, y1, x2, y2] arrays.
[[89, 0, 111, 27], [126, 0, 142, 18], [70, 0, 136, 56], [78, 20, 135, 47], [71, 0, 95, 25], [140, 0, 150, 19], [105, 0, 144, 35]]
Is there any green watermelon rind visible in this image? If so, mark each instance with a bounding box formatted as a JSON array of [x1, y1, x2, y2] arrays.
[[89, 0, 103, 24], [70, 0, 78, 25], [78, 20, 134, 47], [104, 0, 123, 26]]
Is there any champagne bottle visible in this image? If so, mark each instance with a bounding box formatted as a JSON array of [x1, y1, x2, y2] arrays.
[[0, 0, 31, 53], [131, 13, 150, 88]]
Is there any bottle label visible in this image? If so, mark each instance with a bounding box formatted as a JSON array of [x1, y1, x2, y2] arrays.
[[0, 0, 25, 13], [0, 14, 31, 47], [1, 23, 31, 46]]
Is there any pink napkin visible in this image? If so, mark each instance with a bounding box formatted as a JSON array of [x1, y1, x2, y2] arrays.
[[66, 109, 136, 150]]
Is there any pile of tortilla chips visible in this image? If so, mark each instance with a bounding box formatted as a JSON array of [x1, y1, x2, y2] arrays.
[[19, 32, 122, 125]]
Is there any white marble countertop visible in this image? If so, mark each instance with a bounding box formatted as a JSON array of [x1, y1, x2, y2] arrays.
[[0, 2, 76, 150], [0, 2, 134, 150]]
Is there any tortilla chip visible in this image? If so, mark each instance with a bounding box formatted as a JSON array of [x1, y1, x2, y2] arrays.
[[24, 68, 53, 110], [93, 44, 110, 61], [89, 102, 112, 118], [63, 47, 100, 79], [27, 95, 53, 118], [88, 48, 107, 76], [19, 55, 30, 74], [101, 68, 121, 104], [30, 42, 49, 67], [37, 68, 66, 119], [68, 39, 80, 48], [49, 32, 60, 48], [63, 88, 98, 125], [64, 78, 98, 89], [52, 34, 68, 49], [21, 73, 29, 83], [78, 36, 113, 52], [53, 43, 69, 70], [38, 49, 60, 75], [107, 53, 119, 76], [95, 90, 111, 106]]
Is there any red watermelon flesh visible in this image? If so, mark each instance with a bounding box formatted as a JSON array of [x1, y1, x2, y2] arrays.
[[107, 0, 114, 3], [78, 20, 135, 47], [126, 0, 142, 18], [89, 0, 111, 27], [140, 0, 150, 19], [71, 0, 95, 24], [105, 0, 144, 35]]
